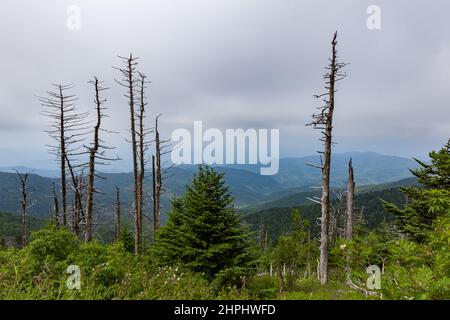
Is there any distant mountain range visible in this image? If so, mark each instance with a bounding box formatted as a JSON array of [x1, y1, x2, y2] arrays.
[[214, 151, 418, 188], [0, 152, 418, 219]]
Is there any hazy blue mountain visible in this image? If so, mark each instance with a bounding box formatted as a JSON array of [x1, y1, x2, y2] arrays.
[[0, 166, 283, 219], [0, 152, 418, 219], [219, 152, 417, 188], [0, 166, 59, 178]]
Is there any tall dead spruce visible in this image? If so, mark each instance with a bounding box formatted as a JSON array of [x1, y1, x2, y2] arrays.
[[65, 154, 85, 237], [84, 77, 118, 242], [136, 72, 152, 251], [17, 172, 32, 246], [307, 32, 347, 285], [152, 114, 172, 240], [39, 84, 88, 228], [115, 54, 145, 253], [345, 159, 355, 240]]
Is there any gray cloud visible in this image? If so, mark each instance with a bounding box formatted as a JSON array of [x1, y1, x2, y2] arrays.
[[0, 0, 449, 169]]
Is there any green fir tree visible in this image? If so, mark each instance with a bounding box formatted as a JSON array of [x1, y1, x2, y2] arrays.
[[154, 165, 256, 286], [383, 140, 450, 242]]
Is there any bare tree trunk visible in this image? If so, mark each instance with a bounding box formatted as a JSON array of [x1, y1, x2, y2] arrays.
[[318, 35, 336, 285], [345, 158, 355, 240], [126, 54, 141, 254], [154, 117, 162, 236], [52, 182, 59, 227], [17, 172, 29, 246], [320, 138, 331, 285], [137, 72, 150, 252], [116, 54, 140, 253], [85, 154, 95, 240], [307, 32, 347, 285], [115, 186, 121, 241], [152, 154, 157, 241], [85, 77, 103, 242], [65, 155, 83, 238], [129, 61, 140, 254], [58, 86, 68, 227]]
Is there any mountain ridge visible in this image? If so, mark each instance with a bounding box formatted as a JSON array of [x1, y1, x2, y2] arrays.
[[0, 152, 418, 218]]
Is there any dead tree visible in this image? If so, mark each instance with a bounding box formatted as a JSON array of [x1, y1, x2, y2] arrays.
[[39, 84, 88, 228], [136, 72, 152, 251], [152, 154, 157, 241], [65, 155, 84, 238], [330, 189, 346, 246], [17, 172, 30, 246], [152, 114, 173, 240], [115, 54, 141, 254], [84, 77, 117, 242], [307, 32, 347, 285], [153, 117, 161, 238], [345, 158, 355, 240], [115, 186, 121, 241], [51, 182, 60, 226]]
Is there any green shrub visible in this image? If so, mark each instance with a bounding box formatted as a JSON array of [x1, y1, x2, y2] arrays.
[[247, 275, 280, 299]]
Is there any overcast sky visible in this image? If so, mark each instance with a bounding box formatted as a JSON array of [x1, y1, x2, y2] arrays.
[[0, 0, 449, 170]]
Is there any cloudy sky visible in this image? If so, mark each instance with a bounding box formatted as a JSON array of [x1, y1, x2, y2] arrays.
[[0, 0, 449, 170]]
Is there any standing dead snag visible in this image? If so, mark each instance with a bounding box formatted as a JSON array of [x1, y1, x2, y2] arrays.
[[115, 186, 121, 241], [84, 77, 109, 242], [152, 154, 157, 241], [136, 72, 152, 251], [81, 77, 119, 241], [153, 116, 161, 238], [65, 155, 85, 237], [115, 54, 141, 254], [17, 172, 30, 246], [51, 182, 60, 226], [39, 84, 88, 228], [345, 159, 355, 240], [330, 189, 346, 246], [307, 32, 347, 285], [152, 114, 173, 240]]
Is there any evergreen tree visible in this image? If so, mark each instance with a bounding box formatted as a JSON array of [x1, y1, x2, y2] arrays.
[[383, 140, 450, 242], [154, 166, 256, 285]]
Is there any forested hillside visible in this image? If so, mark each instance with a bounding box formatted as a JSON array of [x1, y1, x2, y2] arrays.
[[242, 185, 408, 244]]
